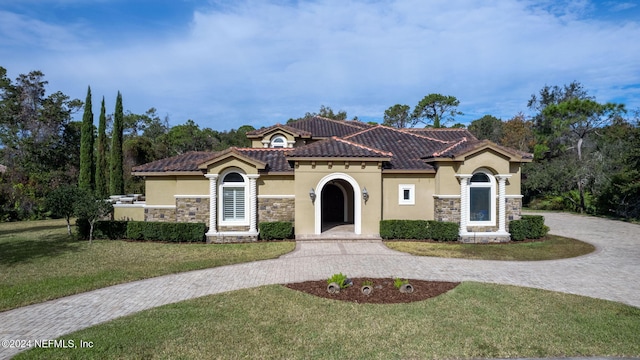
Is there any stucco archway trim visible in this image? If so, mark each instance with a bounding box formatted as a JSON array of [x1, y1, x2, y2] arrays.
[[315, 173, 361, 235]]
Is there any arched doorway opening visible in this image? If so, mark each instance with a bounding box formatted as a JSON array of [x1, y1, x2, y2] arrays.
[[315, 173, 361, 235], [321, 180, 354, 232]]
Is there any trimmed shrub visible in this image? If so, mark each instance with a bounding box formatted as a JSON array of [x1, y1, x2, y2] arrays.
[[380, 220, 458, 241], [509, 215, 549, 241], [76, 219, 128, 240], [259, 221, 293, 240], [429, 221, 459, 241], [125, 221, 206, 242]]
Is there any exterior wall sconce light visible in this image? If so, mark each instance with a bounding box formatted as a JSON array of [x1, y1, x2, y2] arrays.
[[362, 187, 369, 203], [309, 188, 316, 203]]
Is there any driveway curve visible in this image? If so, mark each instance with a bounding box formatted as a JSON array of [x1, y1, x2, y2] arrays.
[[1, 212, 639, 359]]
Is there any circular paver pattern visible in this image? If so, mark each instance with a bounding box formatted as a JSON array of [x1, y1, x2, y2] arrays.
[[1, 212, 639, 359]]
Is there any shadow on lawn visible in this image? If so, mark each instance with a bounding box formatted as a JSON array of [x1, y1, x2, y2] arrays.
[[0, 224, 71, 237], [0, 234, 83, 265]]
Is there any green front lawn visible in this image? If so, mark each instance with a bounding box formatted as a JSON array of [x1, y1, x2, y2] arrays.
[[385, 235, 595, 260], [17, 282, 640, 359], [0, 219, 295, 311]]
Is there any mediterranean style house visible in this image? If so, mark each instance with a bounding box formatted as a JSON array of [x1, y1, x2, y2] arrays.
[[113, 116, 532, 243]]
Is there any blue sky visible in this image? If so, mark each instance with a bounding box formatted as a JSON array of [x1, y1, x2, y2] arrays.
[[1, 0, 639, 131]]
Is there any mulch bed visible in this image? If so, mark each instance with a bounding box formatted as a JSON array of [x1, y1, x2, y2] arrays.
[[285, 278, 460, 304]]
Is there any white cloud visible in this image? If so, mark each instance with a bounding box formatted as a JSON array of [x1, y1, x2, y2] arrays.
[[2, 0, 639, 128]]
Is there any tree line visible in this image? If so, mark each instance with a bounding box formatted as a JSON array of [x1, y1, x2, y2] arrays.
[[1, 67, 638, 222], [0, 67, 252, 221]]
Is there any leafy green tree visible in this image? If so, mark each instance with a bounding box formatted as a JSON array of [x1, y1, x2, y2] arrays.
[[501, 113, 535, 152], [110, 91, 124, 195], [79, 86, 94, 191], [0, 68, 82, 220], [95, 97, 109, 198], [287, 105, 357, 123], [46, 184, 81, 235], [412, 94, 463, 128], [74, 189, 113, 242], [468, 115, 503, 142], [382, 104, 412, 128]]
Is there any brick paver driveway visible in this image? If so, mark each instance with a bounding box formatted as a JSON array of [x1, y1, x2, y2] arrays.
[[1, 212, 639, 359]]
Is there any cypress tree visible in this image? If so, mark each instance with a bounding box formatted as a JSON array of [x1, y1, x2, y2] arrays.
[[110, 91, 125, 195], [79, 86, 94, 191], [95, 96, 108, 198]]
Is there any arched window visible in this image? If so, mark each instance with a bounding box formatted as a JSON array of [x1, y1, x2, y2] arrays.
[[469, 170, 496, 225], [270, 135, 286, 148], [220, 171, 247, 223]]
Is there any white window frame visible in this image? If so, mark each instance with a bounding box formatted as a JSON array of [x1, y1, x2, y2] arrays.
[[218, 169, 249, 226], [398, 184, 415, 205], [468, 169, 496, 227], [270, 135, 287, 148]]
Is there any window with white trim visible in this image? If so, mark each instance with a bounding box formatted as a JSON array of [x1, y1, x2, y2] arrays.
[[220, 171, 247, 223], [270, 135, 286, 148], [468, 171, 495, 225], [398, 184, 415, 205]]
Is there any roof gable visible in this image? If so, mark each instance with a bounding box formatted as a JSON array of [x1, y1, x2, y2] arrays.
[[425, 139, 533, 162], [197, 148, 268, 171], [245, 123, 311, 138]]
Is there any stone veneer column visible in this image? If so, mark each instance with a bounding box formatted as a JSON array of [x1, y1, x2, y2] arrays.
[[456, 174, 472, 235], [496, 175, 512, 233], [205, 174, 218, 235], [247, 174, 259, 233]]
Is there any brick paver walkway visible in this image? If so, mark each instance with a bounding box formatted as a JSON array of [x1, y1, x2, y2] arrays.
[[1, 212, 639, 359]]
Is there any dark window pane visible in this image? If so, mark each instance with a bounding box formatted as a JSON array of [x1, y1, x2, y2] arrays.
[[470, 187, 491, 221], [471, 173, 490, 183], [223, 173, 244, 183], [403, 189, 410, 200]]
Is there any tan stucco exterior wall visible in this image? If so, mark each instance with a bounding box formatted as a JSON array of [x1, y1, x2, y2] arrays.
[[257, 175, 295, 195], [145, 177, 177, 206], [435, 150, 524, 196], [382, 173, 436, 220], [113, 205, 145, 221], [293, 161, 383, 236], [175, 176, 209, 195]]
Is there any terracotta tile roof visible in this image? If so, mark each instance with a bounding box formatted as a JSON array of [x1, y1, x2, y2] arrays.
[[234, 148, 293, 172], [344, 126, 444, 170], [245, 123, 312, 138], [425, 139, 534, 160], [286, 116, 373, 138], [286, 136, 392, 159], [403, 128, 478, 142], [132, 151, 219, 172]]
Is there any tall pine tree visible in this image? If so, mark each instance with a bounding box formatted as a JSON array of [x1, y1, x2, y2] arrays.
[[79, 86, 95, 191], [110, 91, 125, 195], [95, 96, 108, 198]]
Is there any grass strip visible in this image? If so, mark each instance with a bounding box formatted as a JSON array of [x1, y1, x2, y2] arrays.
[[0, 219, 295, 311], [16, 282, 640, 359], [385, 235, 595, 260]]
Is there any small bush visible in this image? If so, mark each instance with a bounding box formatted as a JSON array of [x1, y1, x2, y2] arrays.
[[76, 219, 128, 240], [259, 222, 293, 240], [380, 220, 458, 241], [509, 215, 549, 241], [125, 221, 206, 242], [327, 273, 349, 288]]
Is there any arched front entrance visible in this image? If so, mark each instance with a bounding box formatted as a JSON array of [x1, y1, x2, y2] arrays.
[[315, 173, 362, 235], [321, 180, 354, 232]]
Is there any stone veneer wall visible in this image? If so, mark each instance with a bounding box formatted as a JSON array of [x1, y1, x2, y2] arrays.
[[258, 197, 295, 222], [434, 198, 461, 223], [506, 197, 522, 223], [144, 208, 176, 222], [208, 234, 257, 244], [176, 197, 209, 226]]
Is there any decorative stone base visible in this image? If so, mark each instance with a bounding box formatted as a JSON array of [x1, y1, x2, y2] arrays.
[[144, 208, 176, 222], [258, 197, 295, 222], [459, 233, 511, 243], [176, 197, 209, 226], [207, 234, 258, 243], [434, 198, 461, 223]]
